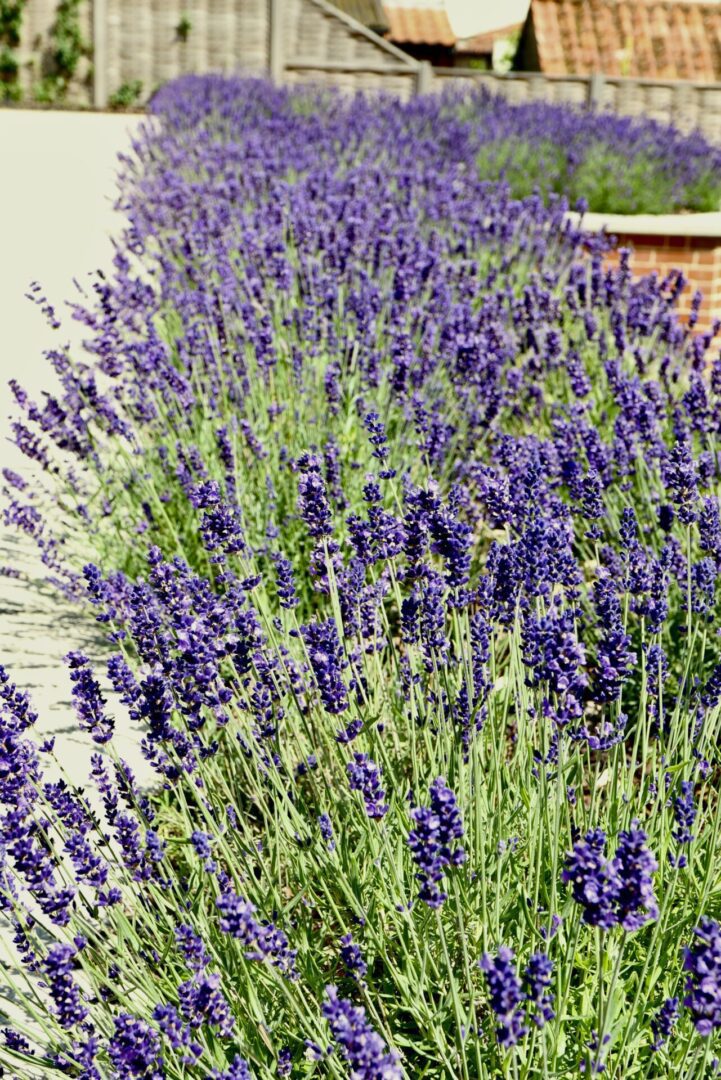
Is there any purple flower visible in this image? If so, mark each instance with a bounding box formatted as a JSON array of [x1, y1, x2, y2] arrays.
[[301, 618, 349, 715], [524, 952, 555, 1027], [591, 577, 634, 703], [699, 497, 721, 564], [108, 1014, 163, 1079], [683, 917, 721, 1035], [174, 924, 210, 972], [44, 942, 88, 1029], [3, 1028, 33, 1055], [562, 827, 657, 931], [347, 753, 388, 819], [272, 552, 299, 609], [190, 830, 216, 871], [428, 491, 472, 590], [363, 411, 390, 463], [665, 441, 698, 525], [297, 453, 333, 539], [1, 468, 27, 491], [407, 777, 465, 908], [178, 971, 234, 1035], [581, 471, 604, 522], [672, 780, 696, 846], [613, 826, 658, 931], [65, 652, 114, 745], [322, 986, 402, 1079], [211, 1056, 253, 1080], [562, 829, 620, 930], [419, 569, 449, 667], [650, 997, 679, 1050], [189, 479, 221, 508], [217, 890, 297, 979], [319, 811, 335, 852], [200, 502, 245, 558], [340, 932, 367, 982], [522, 604, 587, 713], [480, 947, 528, 1047], [152, 1004, 202, 1065]]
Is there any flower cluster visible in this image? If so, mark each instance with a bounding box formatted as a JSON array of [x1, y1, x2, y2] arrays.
[[322, 986, 402, 1079], [683, 918, 721, 1036], [562, 827, 658, 931], [480, 948, 528, 1048], [407, 777, 465, 907]]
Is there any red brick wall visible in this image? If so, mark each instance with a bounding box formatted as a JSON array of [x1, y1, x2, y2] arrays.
[[605, 233, 721, 332]]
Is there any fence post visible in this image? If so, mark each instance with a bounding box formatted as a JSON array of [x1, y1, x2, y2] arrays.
[[415, 60, 433, 96], [587, 71, 605, 108], [92, 0, 108, 108], [269, 0, 283, 83]]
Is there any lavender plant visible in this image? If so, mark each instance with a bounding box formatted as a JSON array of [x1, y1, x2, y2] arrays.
[[468, 95, 721, 214], [2, 76, 721, 1078]]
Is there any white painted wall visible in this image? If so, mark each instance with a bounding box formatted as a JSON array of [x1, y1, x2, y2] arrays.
[[0, 110, 152, 788]]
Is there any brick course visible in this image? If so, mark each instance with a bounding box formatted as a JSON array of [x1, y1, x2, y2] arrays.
[[604, 231, 721, 331]]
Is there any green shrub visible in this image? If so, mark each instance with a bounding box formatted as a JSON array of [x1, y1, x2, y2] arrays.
[[108, 78, 143, 110]]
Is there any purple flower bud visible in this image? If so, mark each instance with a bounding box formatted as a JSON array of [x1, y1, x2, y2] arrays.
[[480, 947, 528, 1047], [44, 943, 88, 1029], [347, 753, 388, 819], [301, 618, 349, 715], [65, 652, 114, 745], [407, 777, 465, 908], [297, 453, 333, 539], [684, 917, 721, 1035], [524, 952, 555, 1027], [322, 986, 402, 1079], [651, 997, 679, 1050], [108, 1014, 163, 1079]]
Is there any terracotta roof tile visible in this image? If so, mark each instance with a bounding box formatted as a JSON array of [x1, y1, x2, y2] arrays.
[[384, 6, 456, 47], [527, 0, 721, 82]]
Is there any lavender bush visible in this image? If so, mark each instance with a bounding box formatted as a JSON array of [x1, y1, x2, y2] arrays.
[[2, 76, 721, 1077], [468, 92, 721, 214]]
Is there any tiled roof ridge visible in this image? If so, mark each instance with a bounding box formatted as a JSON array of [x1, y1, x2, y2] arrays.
[[384, 4, 456, 46], [528, 0, 721, 82]]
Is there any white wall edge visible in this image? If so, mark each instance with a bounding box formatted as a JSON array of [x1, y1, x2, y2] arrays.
[[567, 210, 721, 239]]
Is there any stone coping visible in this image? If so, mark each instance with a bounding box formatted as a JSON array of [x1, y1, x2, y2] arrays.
[[567, 210, 721, 238]]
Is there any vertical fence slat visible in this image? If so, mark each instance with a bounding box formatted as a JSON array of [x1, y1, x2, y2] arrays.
[[415, 60, 432, 95], [269, 0, 283, 82], [93, 0, 108, 107]]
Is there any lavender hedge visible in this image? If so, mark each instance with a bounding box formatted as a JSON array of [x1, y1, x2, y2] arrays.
[[468, 91, 721, 214], [2, 76, 721, 1078]]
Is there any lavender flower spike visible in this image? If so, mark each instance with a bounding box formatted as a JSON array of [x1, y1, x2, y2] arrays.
[[683, 917, 721, 1035], [407, 776, 465, 908], [480, 947, 528, 1047], [65, 652, 114, 745], [347, 753, 388, 819], [322, 985, 402, 1079]]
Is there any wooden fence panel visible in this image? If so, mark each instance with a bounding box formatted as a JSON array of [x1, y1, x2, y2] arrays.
[[5, 0, 721, 143]]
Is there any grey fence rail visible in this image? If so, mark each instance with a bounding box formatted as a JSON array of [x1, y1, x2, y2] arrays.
[[8, 0, 721, 140]]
